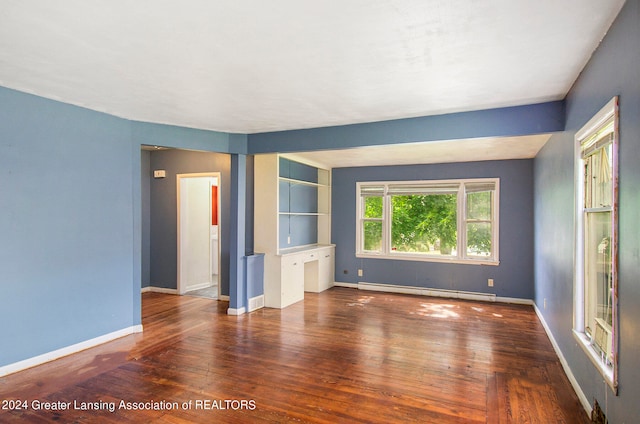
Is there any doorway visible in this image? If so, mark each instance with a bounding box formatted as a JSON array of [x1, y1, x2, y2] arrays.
[[177, 172, 221, 298]]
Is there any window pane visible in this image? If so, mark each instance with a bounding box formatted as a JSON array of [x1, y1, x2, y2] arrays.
[[584, 145, 613, 209], [363, 196, 383, 218], [574, 98, 618, 384], [363, 221, 382, 252], [391, 194, 457, 255], [466, 189, 493, 257], [467, 222, 492, 256], [584, 211, 613, 343], [467, 190, 492, 220]]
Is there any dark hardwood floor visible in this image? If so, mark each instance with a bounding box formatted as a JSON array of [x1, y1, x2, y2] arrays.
[[0, 288, 590, 423]]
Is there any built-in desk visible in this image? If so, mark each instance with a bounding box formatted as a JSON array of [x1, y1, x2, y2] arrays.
[[264, 244, 335, 309]]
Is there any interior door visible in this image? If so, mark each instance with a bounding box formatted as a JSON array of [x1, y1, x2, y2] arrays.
[[178, 175, 213, 294]]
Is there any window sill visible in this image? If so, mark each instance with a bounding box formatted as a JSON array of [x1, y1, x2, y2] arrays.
[[572, 329, 617, 393], [356, 252, 499, 266]]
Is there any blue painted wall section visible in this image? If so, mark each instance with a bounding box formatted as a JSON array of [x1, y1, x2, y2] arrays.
[[332, 160, 534, 299], [132, 121, 239, 153], [131, 143, 142, 326], [145, 149, 231, 295], [0, 87, 135, 366], [534, 0, 640, 421], [141, 150, 152, 288], [245, 253, 265, 305], [278, 157, 320, 248], [229, 154, 247, 311], [248, 101, 565, 153], [0, 86, 252, 368]]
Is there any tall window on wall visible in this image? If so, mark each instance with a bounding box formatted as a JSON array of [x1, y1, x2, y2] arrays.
[[574, 96, 619, 391], [356, 179, 499, 265]]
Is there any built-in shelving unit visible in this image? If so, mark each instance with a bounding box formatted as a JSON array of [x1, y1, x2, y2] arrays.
[[254, 154, 334, 308], [276, 156, 331, 250]]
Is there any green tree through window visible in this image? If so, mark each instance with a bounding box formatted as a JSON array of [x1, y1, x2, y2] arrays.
[[466, 190, 493, 256], [391, 194, 457, 254], [357, 179, 498, 263], [363, 196, 382, 251]]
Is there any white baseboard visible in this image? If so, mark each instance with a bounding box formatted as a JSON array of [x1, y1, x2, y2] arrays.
[[141, 286, 178, 295], [495, 296, 534, 305], [335, 281, 533, 305], [182, 282, 213, 292], [0, 325, 143, 378], [358, 282, 500, 302], [227, 306, 246, 316], [533, 303, 591, 416], [334, 281, 358, 289], [143, 286, 227, 300]]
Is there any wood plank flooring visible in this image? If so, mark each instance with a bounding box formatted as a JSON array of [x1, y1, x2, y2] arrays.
[[0, 288, 590, 423]]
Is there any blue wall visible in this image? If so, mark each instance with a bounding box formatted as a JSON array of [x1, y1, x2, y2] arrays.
[[0, 87, 136, 366], [132, 121, 241, 154], [249, 102, 564, 153], [0, 86, 252, 368], [141, 150, 152, 288], [146, 149, 231, 295], [278, 157, 319, 248], [534, 0, 640, 421], [333, 160, 534, 299]]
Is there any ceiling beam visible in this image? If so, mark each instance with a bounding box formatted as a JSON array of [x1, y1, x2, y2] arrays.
[[248, 101, 564, 154]]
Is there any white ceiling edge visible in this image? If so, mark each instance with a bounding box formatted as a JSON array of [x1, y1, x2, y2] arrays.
[[281, 134, 552, 169]]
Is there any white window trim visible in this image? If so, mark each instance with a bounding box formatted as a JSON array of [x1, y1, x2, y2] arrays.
[[356, 178, 499, 266], [573, 96, 619, 393]]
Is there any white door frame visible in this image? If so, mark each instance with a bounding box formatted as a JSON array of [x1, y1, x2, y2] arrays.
[[176, 172, 221, 296]]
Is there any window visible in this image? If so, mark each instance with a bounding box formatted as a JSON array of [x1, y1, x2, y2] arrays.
[[356, 179, 499, 265], [574, 97, 619, 392]]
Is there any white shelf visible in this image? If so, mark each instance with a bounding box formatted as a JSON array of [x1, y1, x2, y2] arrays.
[[255, 154, 333, 309], [278, 212, 327, 216], [279, 176, 328, 187]]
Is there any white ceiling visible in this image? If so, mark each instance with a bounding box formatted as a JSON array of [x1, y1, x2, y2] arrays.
[[283, 134, 552, 169], [0, 0, 625, 166]]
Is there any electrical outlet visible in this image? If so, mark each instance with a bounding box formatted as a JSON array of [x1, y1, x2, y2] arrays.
[[287, 235, 291, 244], [358, 269, 363, 277], [544, 298, 547, 309], [488, 278, 494, 287]]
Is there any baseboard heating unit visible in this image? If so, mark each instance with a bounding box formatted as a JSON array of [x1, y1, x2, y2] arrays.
[[357, 282, 497, 302]]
